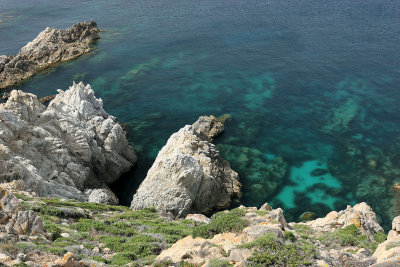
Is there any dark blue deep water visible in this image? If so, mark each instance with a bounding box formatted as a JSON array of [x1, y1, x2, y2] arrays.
[[1, 0, 400, 229]]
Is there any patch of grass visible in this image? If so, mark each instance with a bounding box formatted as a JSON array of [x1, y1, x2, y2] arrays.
[[318, 224, 382, 252], [98, 236, 127, 251], [90, 256, 110, 263], [208, 258, 234, 267], [111, 252, 136, 265], [292, 224, 313, 235], [13, 193, 32, 201], [255, 210, 270, 216], [242, 233, 316, 267], [192, 208, 248, 239]]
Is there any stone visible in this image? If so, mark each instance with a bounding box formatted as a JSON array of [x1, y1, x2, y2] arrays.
[[306, 202, 384, 239], [86, 188, 119, 205], [0, 188, 44, 235], [131, 116, 241, 218], [259, 202, 272, 211], [0, 21, 100, 89], [0, 82, 136, 201], [242, 224, 284, 243], [185, 214, 211, 224]]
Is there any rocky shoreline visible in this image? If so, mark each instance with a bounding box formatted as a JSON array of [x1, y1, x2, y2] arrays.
[[0, 82, 136, 204], [0, 21, 100, 89]]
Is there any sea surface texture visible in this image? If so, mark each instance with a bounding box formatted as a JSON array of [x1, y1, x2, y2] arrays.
[[1, 0, 399, 229]]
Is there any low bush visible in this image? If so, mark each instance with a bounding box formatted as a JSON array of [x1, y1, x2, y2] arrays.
[[192, 208, 248, 238]]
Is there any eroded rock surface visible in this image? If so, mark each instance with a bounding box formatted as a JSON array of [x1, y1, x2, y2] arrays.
[[0, 188, 44, 235], [0, 82, 136, 202], [131, 116, 241, 218], [0, 21, 100, 89]]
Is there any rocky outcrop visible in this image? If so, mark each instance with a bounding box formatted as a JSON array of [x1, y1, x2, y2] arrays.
[[130, 116, 241, 218], [0, 21, 100, 89], [305, 202, 384, 239], [0, 188, 44, 236], [0, 82, 136, 202], [372, 216, 400, 265]]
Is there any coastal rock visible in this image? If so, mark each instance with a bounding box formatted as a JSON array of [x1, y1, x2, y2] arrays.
[[0, 188, 44, 235], [0, 82, 136, 201], [130, 116, 241, 218], [373, 216, 400, 264], [305, 202, 384, 239], [0, 21, 100, 89], [86, 188, 119, 205]]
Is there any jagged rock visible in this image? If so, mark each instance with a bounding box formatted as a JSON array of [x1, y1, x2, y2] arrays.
[[86, 188, 119, 205], [191, 115, 224, 142], [0, 82, 136, 201], [305, 202, 384, 239], [131, 116, 241, 218], [0, 21, 100, 89], [0, 188, 44, 235], [259, 202, 273, 211]]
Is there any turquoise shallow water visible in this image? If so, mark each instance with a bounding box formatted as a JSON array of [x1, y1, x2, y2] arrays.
[[1, 0, 400, 229]]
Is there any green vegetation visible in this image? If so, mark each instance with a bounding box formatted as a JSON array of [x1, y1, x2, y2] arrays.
[[254, 210, 270, 216], [318, 225, 386, 252], [14, 195, 198, 266], [192, 208, 248, 238], [208, 258, 234, 267], [241, 233, 317, 267]]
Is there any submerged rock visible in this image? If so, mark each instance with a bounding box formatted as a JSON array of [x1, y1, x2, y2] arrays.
[[130, 116, 241, 218], [0, 21, 100, 89], [0, 82, 136, 201]]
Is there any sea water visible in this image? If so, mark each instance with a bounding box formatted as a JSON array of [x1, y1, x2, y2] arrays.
[[1, 0, 399, 229]]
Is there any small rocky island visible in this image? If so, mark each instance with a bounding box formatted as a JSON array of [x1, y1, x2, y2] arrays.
[[0, 21, 100, 89]]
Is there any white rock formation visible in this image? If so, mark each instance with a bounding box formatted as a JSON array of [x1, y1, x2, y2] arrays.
[[0, 82, 136, 202], [131, 116, 241, 218], [0, 21, 100, 89]]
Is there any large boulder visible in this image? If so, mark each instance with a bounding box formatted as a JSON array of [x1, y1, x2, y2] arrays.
[[0, 82, 136, 201], [0, 21, 100, 89], [131, 116, 241, 218]]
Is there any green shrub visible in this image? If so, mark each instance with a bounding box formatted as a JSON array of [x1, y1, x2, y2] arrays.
[[242, 233, 316, 267], [98, 236, 127, 251], [283, 231, 296, 242], [111, 252, 136, 265], [318, 224, 382, 252], [374, 232, 387, 243], [192, 208, 248, 238]]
